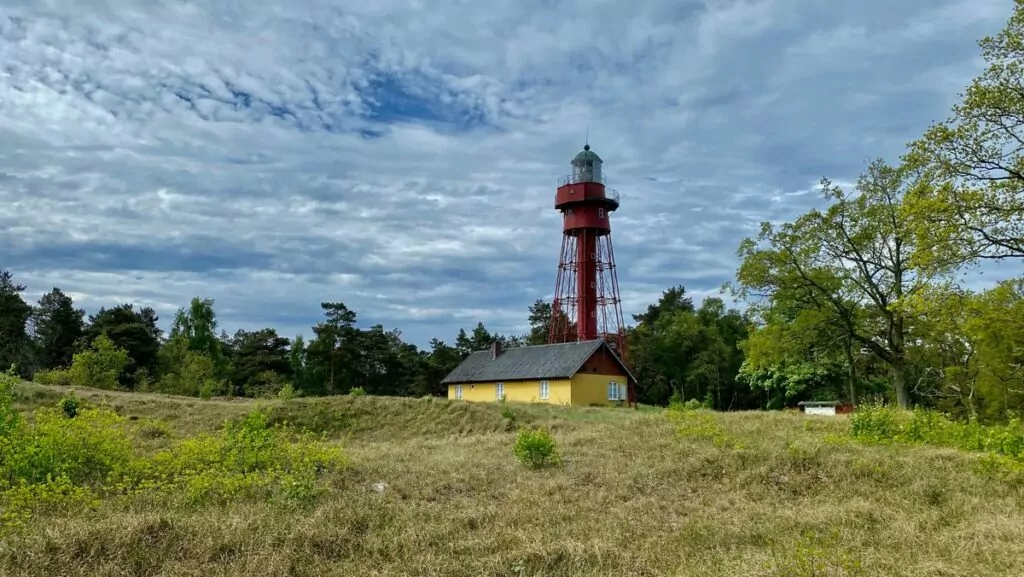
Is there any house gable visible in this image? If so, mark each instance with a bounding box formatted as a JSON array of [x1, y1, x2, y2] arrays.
[[577, 345, 627, 377]]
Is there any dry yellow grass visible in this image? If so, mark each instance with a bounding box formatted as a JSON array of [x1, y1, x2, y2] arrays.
[[4, 383, 1024, 576]]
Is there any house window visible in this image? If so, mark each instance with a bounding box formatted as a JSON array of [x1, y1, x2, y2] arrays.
[[455, 384, 463, 399], [608, 381, 622, 401], [496, 382, 504, 399], [539, 380, 549, 400], [598, 208, 605, 218]]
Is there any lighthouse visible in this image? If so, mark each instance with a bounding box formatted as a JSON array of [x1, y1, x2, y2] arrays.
[[548, 143, 632, 403]]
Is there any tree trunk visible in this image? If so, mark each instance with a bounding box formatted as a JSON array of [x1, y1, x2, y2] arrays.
[[329, 344, 336, 396], [844, 337, 857, 407], [893, 363, 909, 409]]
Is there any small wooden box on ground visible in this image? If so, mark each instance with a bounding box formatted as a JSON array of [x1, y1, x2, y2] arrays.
[[797, 400, 854, 416]]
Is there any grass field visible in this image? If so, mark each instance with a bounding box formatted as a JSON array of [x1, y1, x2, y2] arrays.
[[4, 383, 1024, 576]]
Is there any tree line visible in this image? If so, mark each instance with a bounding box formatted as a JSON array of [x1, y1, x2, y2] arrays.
[[0, 271, 752, 407]]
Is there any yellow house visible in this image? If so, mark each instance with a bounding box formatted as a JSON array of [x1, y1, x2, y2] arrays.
[[442, 339, 636, 406]]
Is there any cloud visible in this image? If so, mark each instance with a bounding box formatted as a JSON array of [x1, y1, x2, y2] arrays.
[[0, 0, 1014, 347]]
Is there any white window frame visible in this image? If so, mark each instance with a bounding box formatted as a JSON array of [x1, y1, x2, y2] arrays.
[[598, 208, 605, 218], [496, 382, 504, 399], [539, 380, 550, 400], [455, 384, 462, 399], [608, 381, 621, 401]]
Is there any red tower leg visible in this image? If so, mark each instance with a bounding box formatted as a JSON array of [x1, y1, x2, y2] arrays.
[[576, 229, 597, 341]]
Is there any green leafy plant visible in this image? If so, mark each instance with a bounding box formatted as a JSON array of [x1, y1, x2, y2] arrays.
[[499, 395, 517, 430], [348, 386, 366, 397], [59, 392, 81, 419], [277, 382, 296, 401], [512, 427, 560, 468]]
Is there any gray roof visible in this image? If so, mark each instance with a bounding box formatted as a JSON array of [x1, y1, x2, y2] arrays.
[[441, 339, 628, 384]]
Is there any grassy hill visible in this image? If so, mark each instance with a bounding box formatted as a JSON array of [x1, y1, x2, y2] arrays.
[[3, 383, 1024, 576]]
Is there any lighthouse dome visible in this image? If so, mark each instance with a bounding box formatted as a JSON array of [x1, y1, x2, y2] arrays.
[[570, 143, 603, 183], [572, 144, 603, 165]]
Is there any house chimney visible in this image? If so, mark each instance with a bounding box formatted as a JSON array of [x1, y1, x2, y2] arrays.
[[491, 340, 502, 359]]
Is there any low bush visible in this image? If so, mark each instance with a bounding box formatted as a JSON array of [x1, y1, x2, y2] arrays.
[[512, 427, 560, 468], [277, 382, 296, 400], [849, 402, 1024, 462], [130, 407, 345, 506], [58, 392, 81, 418], [31, 369, 73, 387], [0, 374, 346, 533]]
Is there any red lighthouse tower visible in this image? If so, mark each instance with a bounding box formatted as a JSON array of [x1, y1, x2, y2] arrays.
[[548, 143, 633, 403]]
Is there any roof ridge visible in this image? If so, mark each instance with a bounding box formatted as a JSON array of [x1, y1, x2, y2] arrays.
[[471, 339, 603, 353]]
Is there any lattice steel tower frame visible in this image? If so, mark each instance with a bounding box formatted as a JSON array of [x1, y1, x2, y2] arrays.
[[548, 143, 632, 403]]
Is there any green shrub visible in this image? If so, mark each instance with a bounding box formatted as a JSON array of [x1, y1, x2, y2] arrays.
[[348, 386, 367, 397], [667, 392, 707, 412], [0, 404, 136, 487], [512, 427, 560, 468], [683, 398, 705, 411], [0, 368, 23, 438], [68, 335, 130, 390], [0, 474, 100, 531], [849, 402, 900, 442], [499, 395, 517, 428], [158, 340, 223, 398], [198, 379, 217, 400], [128, 407, 346, 506], [0, 381, 346, 531], [849, 403, 1024, 463], [32, 369, 73, 387], [245, 371, 288, 399], [277, 382, 296, 401], [136, 418, 172, 440], [59, 392, 81, 418]]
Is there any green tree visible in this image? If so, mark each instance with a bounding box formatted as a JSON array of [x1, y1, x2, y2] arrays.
[[526, 299, 553, 345], [169, 297, 225, 374], [733, 159, 936, 408], [962, 280, 1024, 421], [0, 270, 32, 376], [737, 304, 853, 409], [83, 304, 162, 387], [157, 335, 223, 397], [632, 285, 694, 325], [417, 338, 461, 396], [307, 302, 359, 395], [627, 287, 748, 408], [904, 1, 1024, 270], [901, 283, 982, 420], [225, 328, 292, 397], [30, 287, 85, 370], [454, 328, 473, 357], [288, 334, 309, 394], [69, 334, 130, 390]]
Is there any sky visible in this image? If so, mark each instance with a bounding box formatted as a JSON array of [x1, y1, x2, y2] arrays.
[[0, 0, 1016, 348]]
